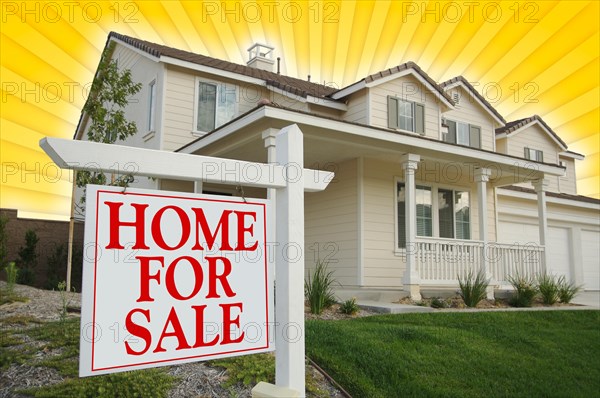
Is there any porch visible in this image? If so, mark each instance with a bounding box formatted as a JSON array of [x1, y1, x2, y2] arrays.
[[412, 237, 545, 288]]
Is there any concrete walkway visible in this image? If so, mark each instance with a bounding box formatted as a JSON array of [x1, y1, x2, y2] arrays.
[[357, 291, 600, 314]]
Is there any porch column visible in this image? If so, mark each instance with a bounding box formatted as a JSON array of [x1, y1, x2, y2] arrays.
[[401, 153, 421, 300], [533, 178, 549, 269], [262, 128, 278, 199], [474, 167, 494, 299]]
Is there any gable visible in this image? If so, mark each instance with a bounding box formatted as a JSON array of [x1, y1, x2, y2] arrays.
[[369, 74, 443, 139], [505, 123, 562, 164], [441, 85, 498, 151]]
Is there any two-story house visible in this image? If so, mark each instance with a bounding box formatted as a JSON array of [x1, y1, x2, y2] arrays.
[[75, 32, 600, 299]]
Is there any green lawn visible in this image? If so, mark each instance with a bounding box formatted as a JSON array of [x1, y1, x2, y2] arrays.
[[306, 310, 600, 398]]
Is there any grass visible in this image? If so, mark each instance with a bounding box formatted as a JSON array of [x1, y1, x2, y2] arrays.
[[306, 311, 600, 398]]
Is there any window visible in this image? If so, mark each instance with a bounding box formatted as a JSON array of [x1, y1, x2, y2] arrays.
[[444, 120, 481, 148], [195, 81, 236, 133], [397, 182, 470, 248], [388, 96, 425, 134], [147, 80, 156, 132], [524, 147, 544, 162]]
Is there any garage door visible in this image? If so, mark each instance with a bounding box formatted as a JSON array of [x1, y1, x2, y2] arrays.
[[581, 230, 600, 291], [498, 222, 571, 281]]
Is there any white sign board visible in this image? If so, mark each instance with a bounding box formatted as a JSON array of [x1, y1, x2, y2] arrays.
[[79, 185, 273, 377]]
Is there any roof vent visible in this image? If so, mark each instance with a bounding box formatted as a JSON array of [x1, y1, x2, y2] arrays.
[[247, 43, 275, 72], [453, 92, 460, 104]]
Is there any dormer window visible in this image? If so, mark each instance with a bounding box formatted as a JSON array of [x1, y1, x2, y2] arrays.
[[388, 96, 425, 134], [524, 147, 544, 162], [443, 120, 481, 149]]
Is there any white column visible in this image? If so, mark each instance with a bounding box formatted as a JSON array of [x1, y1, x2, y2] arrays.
[[533, 178, 550, 269], [474, 167, 494, 299], [401, 153, 421, 300], [262, 128, 278, 200], [275, 125, 305, 395]]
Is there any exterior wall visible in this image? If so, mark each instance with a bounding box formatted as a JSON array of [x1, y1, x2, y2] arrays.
[[0, 208, 85, 289], [441, 86, 496, 151], [496, 137, 508, 154], [497, 191, 600, 290], [505, 124, 562, 192], [361, 157, 496, 288], [369, 75, 442, 140], [305, 158, 358, 287], [342, 90, 368, 124], [558, 156, 577, 194]]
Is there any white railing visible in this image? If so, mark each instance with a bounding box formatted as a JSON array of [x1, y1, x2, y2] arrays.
[[415, 237, 485, 282], [414, 237, 545, 285], [487, 242, 546, 285]]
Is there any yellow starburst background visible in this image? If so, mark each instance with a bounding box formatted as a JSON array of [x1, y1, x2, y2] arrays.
[[1, 0, 598, 220]]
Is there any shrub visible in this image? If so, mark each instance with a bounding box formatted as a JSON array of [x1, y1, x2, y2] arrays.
[[305, 261, 336, 315], [0, 216, 8, 267], [4, 261, 18, 295], [508, 272, 538, 307], [16, 229, 38, 286], [457, 269, 489, 307], [211, 353, 275, 387], [537, 273, 560, 305], [46, 244, 67, 290], [340, 297, 360, 315], [430, 297, 450, 309], [557, 276, 582, 304]]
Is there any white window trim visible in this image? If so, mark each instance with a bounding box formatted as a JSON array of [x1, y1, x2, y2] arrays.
[[147, 78, 157, 133], [192, 77, 238, 136], [393, 177, 472, 255]]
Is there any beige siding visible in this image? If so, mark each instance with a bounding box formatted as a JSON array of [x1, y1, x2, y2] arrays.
[[343, 90, 368, 123], [496, 137, 508, 154], [442, 86, 496, 151], [559, 157, 577, 194], [507, 124, 563, 192], [369, 75, 441, 139], [305, 158, 358, 287]]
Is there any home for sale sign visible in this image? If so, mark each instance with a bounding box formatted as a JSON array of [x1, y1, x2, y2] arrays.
[[79, 185, 273, 376]]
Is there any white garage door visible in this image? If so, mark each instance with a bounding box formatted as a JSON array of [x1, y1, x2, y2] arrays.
[[581, 230, 600, 291], [498, 222, 571, 281]]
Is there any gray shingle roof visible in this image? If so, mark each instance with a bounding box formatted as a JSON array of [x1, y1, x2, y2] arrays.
[[109, 32, 338, 99]]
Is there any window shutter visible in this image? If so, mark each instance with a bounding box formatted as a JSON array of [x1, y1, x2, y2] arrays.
[[537, 150, 544, 162], [524, 147, 530, 160], [469, 125, 481, 148], [446, 120, 457, 143], [415, 103, 425, 135], [388, 96, 399, 129]]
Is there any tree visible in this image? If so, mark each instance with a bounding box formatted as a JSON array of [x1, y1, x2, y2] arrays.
[[68, 41, 142, 291], [0, 216, 8, 268], [75, 41, 142, 199]]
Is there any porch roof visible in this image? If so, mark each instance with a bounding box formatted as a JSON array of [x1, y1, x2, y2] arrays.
[[178, 103, 566, 185]]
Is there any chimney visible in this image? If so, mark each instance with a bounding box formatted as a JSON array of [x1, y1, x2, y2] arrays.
[[247, 43, 275, 72]]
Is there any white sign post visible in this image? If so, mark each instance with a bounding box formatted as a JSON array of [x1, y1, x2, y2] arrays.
[[40, 124, 332, 396]]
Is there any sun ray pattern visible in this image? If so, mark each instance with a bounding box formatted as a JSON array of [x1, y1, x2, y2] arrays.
[[1, 0, 598, 219]]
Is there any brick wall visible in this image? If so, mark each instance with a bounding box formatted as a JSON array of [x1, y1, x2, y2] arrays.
[[0, 208, 84, 289]]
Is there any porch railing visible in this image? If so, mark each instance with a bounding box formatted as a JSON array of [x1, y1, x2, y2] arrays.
[[487, 242, 546, 285], [414, 237, 545, 285]]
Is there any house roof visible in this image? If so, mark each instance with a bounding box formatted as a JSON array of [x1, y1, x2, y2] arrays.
[[330, 61, 455, 106], [500, 185, 600, 205], [440, 76, 506, 125], [495, 115, 568, 150], [108, 32, 338, 100]]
